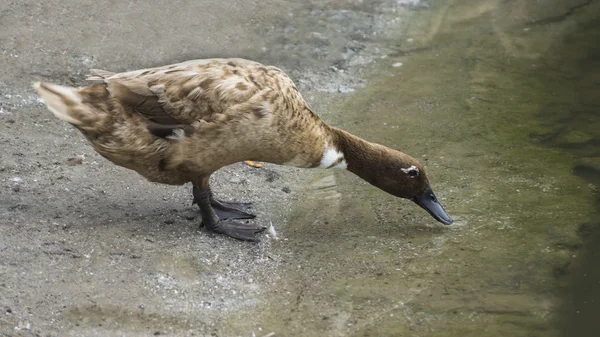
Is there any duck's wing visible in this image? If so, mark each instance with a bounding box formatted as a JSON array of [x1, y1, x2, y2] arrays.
[[87, 59, 269, 133]]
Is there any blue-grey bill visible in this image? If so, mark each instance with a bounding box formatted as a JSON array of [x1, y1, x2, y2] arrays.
[[412, 184, 453, 225]]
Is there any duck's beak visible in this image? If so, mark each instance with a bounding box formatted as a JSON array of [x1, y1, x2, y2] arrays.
[[411, 184, 453, 225]]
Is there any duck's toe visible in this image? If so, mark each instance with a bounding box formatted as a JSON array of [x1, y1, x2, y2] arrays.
[[211, 199, 255, 220], [213, 219, 266, 241]]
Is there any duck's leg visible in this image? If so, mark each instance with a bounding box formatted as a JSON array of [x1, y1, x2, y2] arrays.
[[193, 186, 255, 220], [193, 179, 265, 241]]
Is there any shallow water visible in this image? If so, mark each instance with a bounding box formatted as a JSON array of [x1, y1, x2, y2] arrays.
[[234, 1, 599, 336]]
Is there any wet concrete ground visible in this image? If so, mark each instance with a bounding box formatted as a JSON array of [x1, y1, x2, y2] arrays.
[[1, 0, 599, 336]]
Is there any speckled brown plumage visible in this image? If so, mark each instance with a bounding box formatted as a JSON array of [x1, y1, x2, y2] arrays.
[[87, 59, 330, 184], [33, 57, 453, 241]]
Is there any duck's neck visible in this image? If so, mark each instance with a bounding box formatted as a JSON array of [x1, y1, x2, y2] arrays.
[[327, 126, 386, 183]]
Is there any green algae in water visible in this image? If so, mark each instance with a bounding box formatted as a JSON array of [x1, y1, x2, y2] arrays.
[[225, 1, 598, 336]]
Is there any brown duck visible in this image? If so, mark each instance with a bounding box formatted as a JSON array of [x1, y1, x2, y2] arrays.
[[33, 58, 453, 241]]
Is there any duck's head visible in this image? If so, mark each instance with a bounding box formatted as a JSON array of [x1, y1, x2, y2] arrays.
[[335, 129, 453, 225], [358, 149, 453, 225]]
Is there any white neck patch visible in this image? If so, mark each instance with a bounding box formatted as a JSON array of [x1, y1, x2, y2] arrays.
[[401, 165, 419, 178], [318, 145, 347, 169]]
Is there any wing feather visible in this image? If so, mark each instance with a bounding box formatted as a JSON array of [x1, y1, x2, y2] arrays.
[[90, 59, 289, 132]]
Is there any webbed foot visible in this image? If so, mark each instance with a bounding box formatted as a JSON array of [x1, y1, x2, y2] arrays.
[[211, 199, 255, 220], [193, 186, 256, 220], [193, 183, 263, 241], [212, 219, 266, 241]]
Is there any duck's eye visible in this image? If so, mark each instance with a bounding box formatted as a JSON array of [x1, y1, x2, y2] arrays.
[[401, 165, 419, 178]]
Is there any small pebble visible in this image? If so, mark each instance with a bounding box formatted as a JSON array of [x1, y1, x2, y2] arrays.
[[338, 85, 354, 93], [281, 187, 291, 193], [392, 62, 403, 67], [164, 219, 174, 225]]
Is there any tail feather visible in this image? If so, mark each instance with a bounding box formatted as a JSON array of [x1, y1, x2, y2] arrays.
[[33, 82, 93, 126], [86, 69, 115, 81]]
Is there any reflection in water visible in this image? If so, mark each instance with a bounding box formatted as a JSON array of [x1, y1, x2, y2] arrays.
[[239, 1, 600, 336]]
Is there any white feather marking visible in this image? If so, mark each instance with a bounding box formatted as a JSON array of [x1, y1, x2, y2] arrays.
[[318, 145, 346, 169], [401, 165, 419, 178], [166, 129, 185, 141]]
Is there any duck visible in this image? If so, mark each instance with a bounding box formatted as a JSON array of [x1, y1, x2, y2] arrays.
[[33, 58, 453, 241]]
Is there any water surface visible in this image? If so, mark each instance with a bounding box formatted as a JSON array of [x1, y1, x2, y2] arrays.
[[229, 1, 600, 336]]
